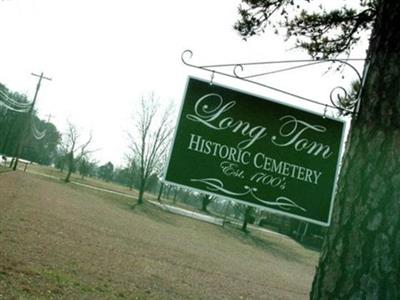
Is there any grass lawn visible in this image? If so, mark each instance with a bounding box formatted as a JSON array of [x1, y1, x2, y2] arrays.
[[0, 170, 319, 299], [24, 164, 211, 214], [25, 164, 140, 199]]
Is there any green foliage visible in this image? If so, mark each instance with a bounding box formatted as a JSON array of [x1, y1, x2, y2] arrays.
[[0, 88, 29, 155], [145, 173, 160, 193], [54, 152, 66, 171], [0, 82, 61, 164], [113, 166, 138, 189], [98, 161, 114, 182], [22, 119, 61, 165], [78, 157, 97, 179], [235, 0, 377, 58]]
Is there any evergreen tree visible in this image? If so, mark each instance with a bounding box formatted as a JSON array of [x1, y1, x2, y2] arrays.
[[235, 1, 399, 298], [98, 161, 114, 182], [0, 83, 60, 164]]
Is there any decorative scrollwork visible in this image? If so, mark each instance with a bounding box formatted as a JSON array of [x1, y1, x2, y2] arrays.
[[233, 64, 244, 78], [181, 49, 193, 65], [330, 86, 360, 114], [191, 177, 306, 212], [181, 49, 366, 117]]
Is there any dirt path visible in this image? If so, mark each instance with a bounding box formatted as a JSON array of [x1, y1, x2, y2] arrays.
[[0, 171, 318, 299]]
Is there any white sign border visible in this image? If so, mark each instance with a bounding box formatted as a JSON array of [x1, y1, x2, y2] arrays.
[[164, 76, 348, 227]]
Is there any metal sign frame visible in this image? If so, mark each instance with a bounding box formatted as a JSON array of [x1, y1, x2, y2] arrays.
[[181, 50, 367, 118]]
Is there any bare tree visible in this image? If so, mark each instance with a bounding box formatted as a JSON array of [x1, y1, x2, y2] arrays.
[[62, 122, 93, 183], [127, 93, 174, 205]]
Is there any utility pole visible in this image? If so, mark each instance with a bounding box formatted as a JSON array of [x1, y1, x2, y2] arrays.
[[12, 72, 52, 171], [45, 113, 53, 123]]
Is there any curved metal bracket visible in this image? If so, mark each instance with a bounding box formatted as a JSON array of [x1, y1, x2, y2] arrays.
[[181, 49, 366, 117]]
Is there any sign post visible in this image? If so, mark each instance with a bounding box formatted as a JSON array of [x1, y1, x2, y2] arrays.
[[165, 77, 346, 226]]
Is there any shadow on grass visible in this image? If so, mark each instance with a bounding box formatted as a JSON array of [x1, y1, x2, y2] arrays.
[[297, 240, 323, 253], [218, 223, 308, 264], [37, 175, 178, 229], [125, 201, 179, 227]]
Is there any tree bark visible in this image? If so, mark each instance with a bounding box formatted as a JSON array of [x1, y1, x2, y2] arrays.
[[157, 182, 164, 203], [201, 195, 212, 212], [241, 206, 252, 232], [311, 1, 400, 299], [64, 152, 74, 183], [137, 178, 146, 205], [173, 188, 179, 204]]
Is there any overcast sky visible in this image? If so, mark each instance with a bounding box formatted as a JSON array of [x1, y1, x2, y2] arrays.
[[0, 0, 367, 166]]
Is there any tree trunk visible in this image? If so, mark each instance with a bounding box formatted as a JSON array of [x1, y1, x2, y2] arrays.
[[65, 167, 73, 183], [64, 152, 74, 183], [9, 158, 14, 168], [65, 168, 72, 182], [311, 1, 400, 298], [241, 206, 252, 232], [137, 178, 146, 205], [165, 185, 172, 200], [173, 188, 179, 204], [201, 195, 212, 212], [157, 182, 164, 203], [129, 183, 133, 191], [241, 218, 248, 232]]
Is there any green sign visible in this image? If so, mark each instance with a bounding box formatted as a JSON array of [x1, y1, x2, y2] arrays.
[[165, 77, 345, 226]]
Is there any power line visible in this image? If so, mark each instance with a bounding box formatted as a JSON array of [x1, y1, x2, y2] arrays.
[[11, 72, 52, 170], [0, 89, 31, 112]]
